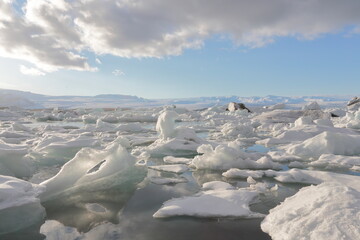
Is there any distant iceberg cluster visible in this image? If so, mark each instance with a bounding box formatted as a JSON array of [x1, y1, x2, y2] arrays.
[[0, 98, 359, 239]]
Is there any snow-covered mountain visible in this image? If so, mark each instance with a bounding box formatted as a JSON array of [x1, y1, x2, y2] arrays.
[[0, 89, 355, 109]]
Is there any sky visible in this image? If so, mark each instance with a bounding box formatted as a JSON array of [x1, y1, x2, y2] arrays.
[[0, 0, 360, 99]]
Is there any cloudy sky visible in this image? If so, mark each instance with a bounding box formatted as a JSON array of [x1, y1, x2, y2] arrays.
[[1, 0, 360, 98]]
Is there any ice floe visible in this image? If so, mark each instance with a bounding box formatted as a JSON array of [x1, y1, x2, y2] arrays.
[[309, 153, 360, 169], [0, 175, 45, 211], [40, 220, 122, 240], [222, 168, 264, 179], [143, 110, 208, 157], [261, 182, 360, 240], [0, 141, 31, 177], [266, 168, 360, 191], [192, 141, 281, 170], [163, 156, 192, 164], [286, 131, 360, 159], [0, 175, 45, 234], [153, 181, 264, 218]]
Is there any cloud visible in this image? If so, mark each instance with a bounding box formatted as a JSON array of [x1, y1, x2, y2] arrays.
[[1, 0, 360, 72], [0, 1, 95, 72], [95, 58, 102, 64], [112, 69, 125, 76], [19, 65, 46, 76]]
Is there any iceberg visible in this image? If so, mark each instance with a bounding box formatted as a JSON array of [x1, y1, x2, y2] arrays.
[[286, 131, 360, 158], [40, 141, 146, 202], [261, 182, 360, 240], [153, 181, 264, 218], [0, 175, 45, 234], [192, 141, 281, 170]]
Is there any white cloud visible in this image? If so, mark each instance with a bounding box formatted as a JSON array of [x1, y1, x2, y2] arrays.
[[95, 58, 102, 64], [0, 1, 95, 73], [20, 65, 45, 76], [112, 69, 125, 76], [1, 0, 360, 72]]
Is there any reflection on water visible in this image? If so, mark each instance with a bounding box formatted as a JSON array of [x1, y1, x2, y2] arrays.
[[118, 179, 271, 240]]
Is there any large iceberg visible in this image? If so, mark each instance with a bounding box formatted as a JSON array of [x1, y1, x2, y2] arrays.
[[261, 182, 360, 240], [143, 110, 208, 157], [286, 131, 360, 158], [40, 141, 146, 202]]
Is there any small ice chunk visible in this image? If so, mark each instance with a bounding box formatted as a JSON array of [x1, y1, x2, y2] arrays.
[[163, 156, 192, 164], [222, 168, 264, 179], [248, 182, 273, 193], [350, 166, 360, 172], [148, 164, 189, 174], [147, 126, 207, 157], [153, 188, 264, 218], [247, 176, 257, 184], [202, 181, 235, 190], [294, 116, 314, 127], [302, 101, 321, 110], [221, 122, 257, 139], [40, 220, 80, 240], [270, 184, 279, 191], [40, 220, 121, 240]]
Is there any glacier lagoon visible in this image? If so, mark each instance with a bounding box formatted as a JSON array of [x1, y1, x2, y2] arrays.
[[0, 101, 360, 240]]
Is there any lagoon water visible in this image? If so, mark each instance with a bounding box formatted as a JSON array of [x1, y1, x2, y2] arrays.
[[1, 106, 360, 240]]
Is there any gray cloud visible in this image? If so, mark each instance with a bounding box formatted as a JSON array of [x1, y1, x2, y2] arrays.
[[1, 0, 360, 72]]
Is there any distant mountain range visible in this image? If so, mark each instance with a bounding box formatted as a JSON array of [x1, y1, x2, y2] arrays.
[[0, 89, 355, 109]]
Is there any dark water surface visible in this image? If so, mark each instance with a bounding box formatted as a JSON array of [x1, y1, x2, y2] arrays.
[[1, 166, 283, 240]]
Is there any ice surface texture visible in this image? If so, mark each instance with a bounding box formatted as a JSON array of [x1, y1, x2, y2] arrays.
[[192, 141, 281, 170], [261, 182, 360, 240], [153, 181, 264, 218], [40, 141, 146, 201], [0, 175, 45, 234]]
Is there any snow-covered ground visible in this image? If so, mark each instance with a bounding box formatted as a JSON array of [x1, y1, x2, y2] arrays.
[[0, 96, 360, 239]]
